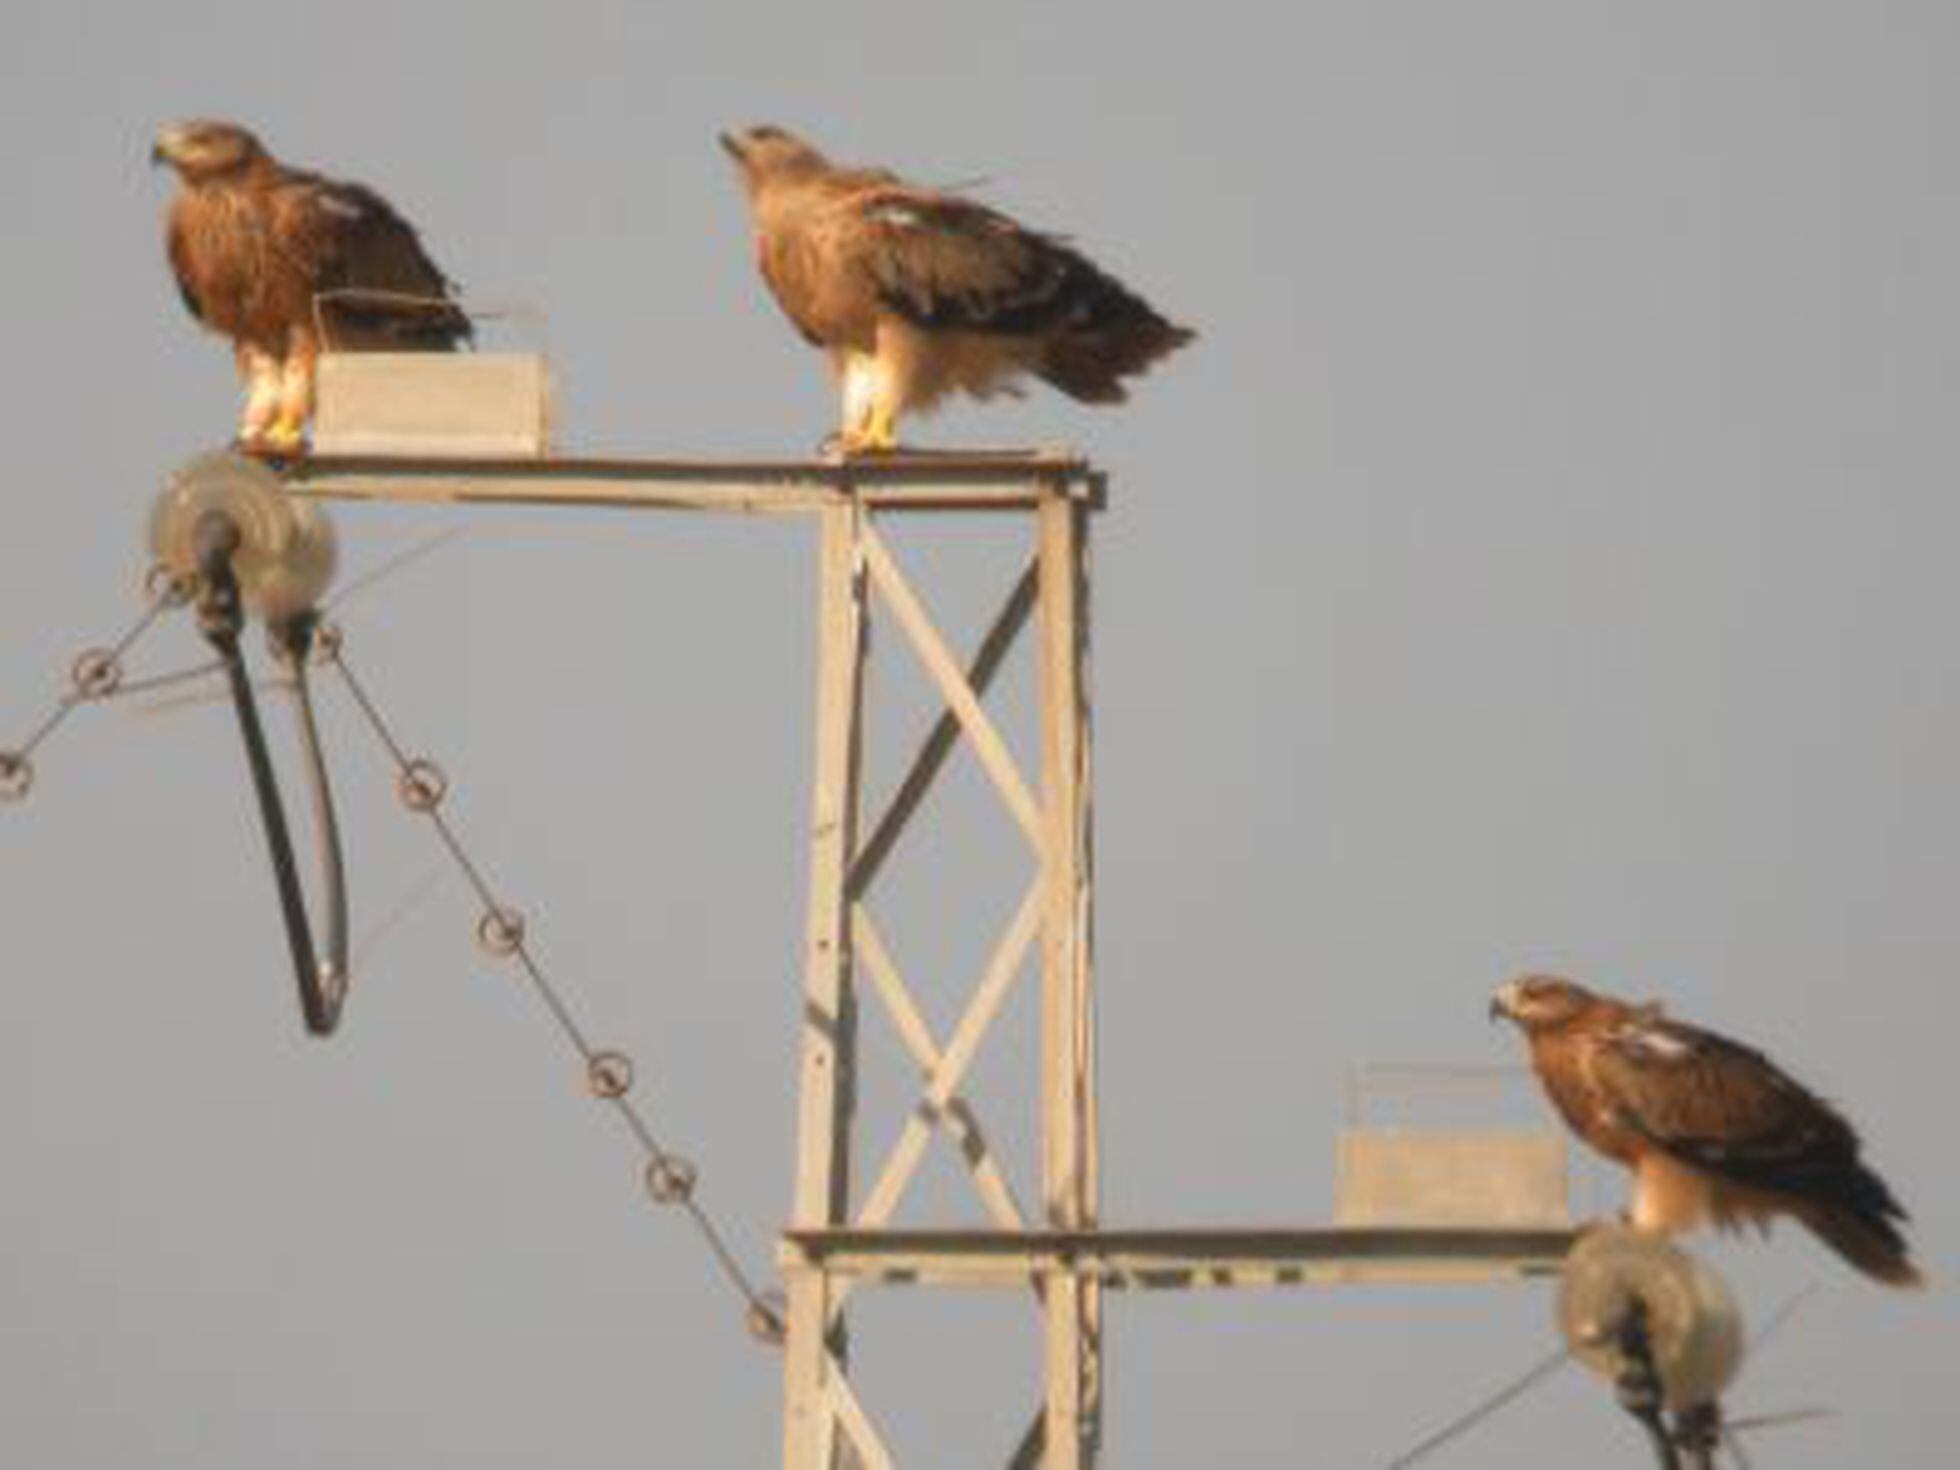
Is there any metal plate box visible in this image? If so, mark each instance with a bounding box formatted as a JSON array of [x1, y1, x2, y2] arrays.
[[312, 353, 553, 458], [1335, 1128, 1570, 1229]]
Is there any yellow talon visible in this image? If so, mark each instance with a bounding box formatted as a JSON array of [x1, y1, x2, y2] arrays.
[[262, 417, 306, 454], [838, 430, 897, 457], [843, 404, 899, 455], [833, 365, 900, 455]]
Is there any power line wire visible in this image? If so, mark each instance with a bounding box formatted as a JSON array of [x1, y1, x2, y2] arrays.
[[324, 630, 783, 1343], [2, 567, 188, 800], [1750, 1281, 1820, 1359], [1385, 1342, 1572, 1468], [326, 525, 470, 612], [122, 531, 472, 724]]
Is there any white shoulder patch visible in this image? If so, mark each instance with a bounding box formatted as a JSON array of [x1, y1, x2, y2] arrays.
[[1619, 1023, 1693, 1062], [317, 193, 367, 222], [865, 202, 925, 230]]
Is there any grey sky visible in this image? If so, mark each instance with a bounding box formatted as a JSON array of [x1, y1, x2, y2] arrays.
[[3, 1, 1956, 1465]]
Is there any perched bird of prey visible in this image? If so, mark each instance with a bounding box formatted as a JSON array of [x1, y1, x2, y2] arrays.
[[152, 120, 471, 452], [720, 125, 1194, 453], [1491, 975, 1920, 1286]]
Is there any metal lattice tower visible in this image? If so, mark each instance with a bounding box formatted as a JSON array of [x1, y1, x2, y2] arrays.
[[271, 449, 1572, 1469], [777, 467, 1101, 1469]]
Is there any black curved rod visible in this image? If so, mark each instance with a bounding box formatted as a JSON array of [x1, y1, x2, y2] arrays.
[[1613, 1298, 1684, 1470], [272, 613, 350, 1023], [191, 511, 350, 1036]]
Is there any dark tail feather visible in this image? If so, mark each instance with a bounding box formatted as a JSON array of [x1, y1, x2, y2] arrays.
[[1796, 1192, 1923, 1289], [1037, 255, 1194, 404], [1042, 319, 1196, 404], [319, 293, 474, 352]]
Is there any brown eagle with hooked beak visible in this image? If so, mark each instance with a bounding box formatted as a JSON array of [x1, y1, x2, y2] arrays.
[[151, 119, 471, 452], [1491, 975, 1920, 1287], [720, 125, 1194, 454]]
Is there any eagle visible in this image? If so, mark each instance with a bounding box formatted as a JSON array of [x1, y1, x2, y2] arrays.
[[719, 125, 1194, 454], [152, 120, 471, 453], [1491, 975, 1920, 1287]]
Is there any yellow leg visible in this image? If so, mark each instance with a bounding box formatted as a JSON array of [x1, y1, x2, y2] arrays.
[[836, 354, 899, 454], [266, 341, 317, 453], [860, 396, 899, 451], [236, 346, 281, 449]]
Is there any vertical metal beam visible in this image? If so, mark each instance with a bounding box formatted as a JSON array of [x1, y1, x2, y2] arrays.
[[1076, 506, 1104, 1461], [1036, 491, 1099, 1467], [783, 483, 1102, 1467], [784, 502, 868, 1470]]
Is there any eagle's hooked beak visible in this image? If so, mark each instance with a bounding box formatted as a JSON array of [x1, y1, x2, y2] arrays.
[[718, 130, 747, 164], [151, 127, 186, 168], [1489, 982, 1520, 1023]]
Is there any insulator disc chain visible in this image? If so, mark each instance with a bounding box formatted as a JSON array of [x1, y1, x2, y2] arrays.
[[69, 648, 124, 700], [396, 758, 449, 813], [645, 1154, 699, 1206], [476, 905, 527, 957], [143, 562, 196, 608], [4, 570, 177, 807], [0, 751, 31, 802], [327, 638, 781, 1348], [586, 1050, 635, 1098]]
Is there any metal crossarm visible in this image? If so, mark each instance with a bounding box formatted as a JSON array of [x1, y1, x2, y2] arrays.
[[284, 450, 1101, 514], [782, 1226, 1579, 1290]]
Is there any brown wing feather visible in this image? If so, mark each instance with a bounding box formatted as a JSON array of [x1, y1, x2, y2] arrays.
[[1592, 1018, 1853, 1183], [835, 184, 1193, 402], [847, 187, 1060, 328], [270, 170, 471, 351], [164, 159, 467, 356], [1592, 1013, 1919, 1285]]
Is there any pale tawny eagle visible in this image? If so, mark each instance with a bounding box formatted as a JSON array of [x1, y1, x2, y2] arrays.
[[720, 125, 1194, 453]]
